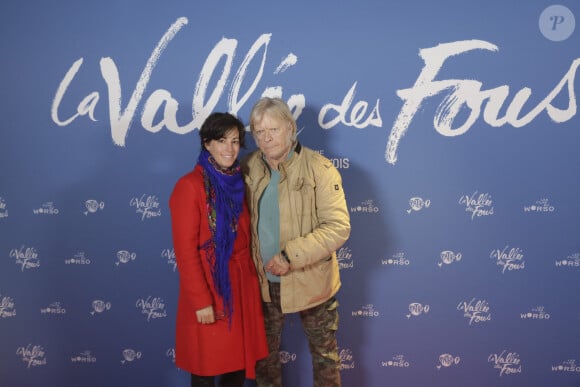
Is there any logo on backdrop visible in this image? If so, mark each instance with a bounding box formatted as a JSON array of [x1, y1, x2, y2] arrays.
[[10, 246, 40, 271], [33, 201, 60, 215], [555, 252, 580, 268], [0, 295, 16, 318], [40, 302, 67, 315], [130, 194, 161, 220], [316, 150, 350, 170], [84, 199, 105, 215], [16, 345, 47, 368], [406, 196, 431, 214], [337, 246, 353, 269], [457, 298, 492, 325], [437, 354, 461, 370], [539, 5, 575, 42], [490, 246, 525, 273], [382, 252, 411, 266], [166, 348, 175, 364], [71, 351, 97, 363], [279, 350, 297, 364], [352, 304, 380, 318], [523, 198, 555, 213], [90, 300, 112, 315], [520, 306, 550, 320], [438, 250, 462, 267], [116, 250, 137, 266], [385, 39, 579, 165], [552, 359, 580, 373], [51, 17, 580, 166], [136, 296, 167, 321], [350, 199, 379, 214], [488, 350, 522, 376], [407, 302, 430, 319], [50, 19, 379, 148], [381, 354, 410, 368], [161, 248, 177, 271], [121, 349, 142, 364], [0, 197, 7, 218], [459, 191, 494, 220], [65, 251, 92, 265], [339, 348, 355, 370]]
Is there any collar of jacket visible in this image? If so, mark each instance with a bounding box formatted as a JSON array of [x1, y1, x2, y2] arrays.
[[294, 141, 302, 154]]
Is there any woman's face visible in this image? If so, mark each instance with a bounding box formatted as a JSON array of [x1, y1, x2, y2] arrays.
[[205, 128, 240, 169]]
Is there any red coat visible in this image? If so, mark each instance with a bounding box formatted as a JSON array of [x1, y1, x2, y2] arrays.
[[169, 165, 268, 378]]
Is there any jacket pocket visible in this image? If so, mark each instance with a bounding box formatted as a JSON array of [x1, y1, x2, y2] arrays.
[[291, 177, 316, 221]]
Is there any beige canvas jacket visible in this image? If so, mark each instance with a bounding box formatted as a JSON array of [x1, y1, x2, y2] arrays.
[[241, 142, 351, 313]]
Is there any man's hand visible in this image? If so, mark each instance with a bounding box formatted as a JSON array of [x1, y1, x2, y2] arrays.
[[265, 252, 291, 276]]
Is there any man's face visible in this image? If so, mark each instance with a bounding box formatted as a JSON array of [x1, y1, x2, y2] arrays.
[[253, 114, 293, 164]]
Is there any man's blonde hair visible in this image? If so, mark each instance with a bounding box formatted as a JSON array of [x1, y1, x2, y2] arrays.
[[249, 97, 297, 141]]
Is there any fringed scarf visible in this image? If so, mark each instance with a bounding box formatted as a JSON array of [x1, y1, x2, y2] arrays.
[[198, 148, 244, 325]]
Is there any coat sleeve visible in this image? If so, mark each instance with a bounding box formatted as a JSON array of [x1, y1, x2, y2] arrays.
[[169, 175, 214, 311], [285, 157, 351, 269]]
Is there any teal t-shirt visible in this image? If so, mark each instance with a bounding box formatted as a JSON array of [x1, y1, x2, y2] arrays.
[[258, 168, 281, 283]]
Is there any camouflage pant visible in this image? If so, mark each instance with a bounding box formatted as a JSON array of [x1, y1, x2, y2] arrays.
[[256, 282, 341, 387]]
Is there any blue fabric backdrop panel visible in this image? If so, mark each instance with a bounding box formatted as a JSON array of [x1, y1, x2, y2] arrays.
[[1, 1, 579, 386]]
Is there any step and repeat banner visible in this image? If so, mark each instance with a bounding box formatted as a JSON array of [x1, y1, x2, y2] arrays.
[[1, 1, 579, 386]]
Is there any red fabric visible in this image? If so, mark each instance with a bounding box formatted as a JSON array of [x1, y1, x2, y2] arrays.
[[169, 165, 268, 378]]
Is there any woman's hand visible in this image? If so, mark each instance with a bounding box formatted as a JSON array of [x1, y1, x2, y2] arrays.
[[195, 305, 215, 324]]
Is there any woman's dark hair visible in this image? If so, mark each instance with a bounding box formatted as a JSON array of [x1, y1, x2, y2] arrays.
[[199, 112, 246, 149]]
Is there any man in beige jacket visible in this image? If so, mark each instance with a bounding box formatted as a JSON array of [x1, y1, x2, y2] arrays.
[[242, 97, 351, 387]]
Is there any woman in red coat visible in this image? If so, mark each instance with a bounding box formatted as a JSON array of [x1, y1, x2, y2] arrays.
[[169, 112, 268, 387]]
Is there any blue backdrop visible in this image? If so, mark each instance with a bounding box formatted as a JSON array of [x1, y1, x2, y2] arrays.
[[1, 1, 579, 386]]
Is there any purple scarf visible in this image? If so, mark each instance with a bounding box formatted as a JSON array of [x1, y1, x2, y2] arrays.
[[198, 148, 244, 323]]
